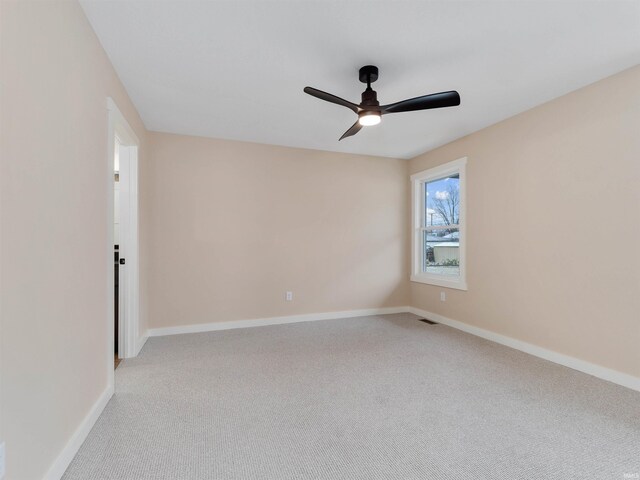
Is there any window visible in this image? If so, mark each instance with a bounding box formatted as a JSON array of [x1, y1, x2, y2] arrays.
[[410, 157, 467, 290]]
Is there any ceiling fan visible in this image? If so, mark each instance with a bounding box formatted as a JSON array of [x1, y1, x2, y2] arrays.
[[304, 65, 460, 141]]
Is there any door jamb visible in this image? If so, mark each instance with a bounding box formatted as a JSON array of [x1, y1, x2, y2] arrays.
[[107, 98, 140, 389]]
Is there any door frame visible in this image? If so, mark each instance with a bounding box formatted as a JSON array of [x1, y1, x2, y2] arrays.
[[107, 98, 141, 387]]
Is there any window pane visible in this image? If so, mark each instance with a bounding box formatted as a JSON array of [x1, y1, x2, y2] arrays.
[[422, 228, 460, 277], [424, 173, 460, 227]]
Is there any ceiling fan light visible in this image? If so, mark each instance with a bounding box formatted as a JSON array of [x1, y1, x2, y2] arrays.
[[358, 112, 381, 126]]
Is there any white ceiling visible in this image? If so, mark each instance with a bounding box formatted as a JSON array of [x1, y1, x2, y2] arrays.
[[80, 1, 640, 159]]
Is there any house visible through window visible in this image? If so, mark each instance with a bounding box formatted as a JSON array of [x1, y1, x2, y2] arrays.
[[411, 158, 467, 290]]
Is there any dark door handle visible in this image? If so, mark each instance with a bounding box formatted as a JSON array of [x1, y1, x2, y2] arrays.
[[119, 258, 126, 265]]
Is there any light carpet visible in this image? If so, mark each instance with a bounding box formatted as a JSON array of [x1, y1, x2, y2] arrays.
[[63, 313, 640, 479]]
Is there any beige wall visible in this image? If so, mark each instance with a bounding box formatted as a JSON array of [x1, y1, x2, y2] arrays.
[[0, 1, 148, 479], [409, 65, 640, 378], [146, 133, 410, 329]]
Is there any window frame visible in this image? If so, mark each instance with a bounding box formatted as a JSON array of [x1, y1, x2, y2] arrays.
[[410, 157, 467, 291]]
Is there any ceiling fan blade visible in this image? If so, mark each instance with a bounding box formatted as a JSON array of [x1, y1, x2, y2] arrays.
[[339, 121, 362, 141], [304, 87, 360, 114], [382, 90, 460, 114]]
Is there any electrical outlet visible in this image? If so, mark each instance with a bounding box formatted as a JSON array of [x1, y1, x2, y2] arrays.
[[0, 442, 5, 479], [440, 291, 446, 302], [285, 291, 293, 301]]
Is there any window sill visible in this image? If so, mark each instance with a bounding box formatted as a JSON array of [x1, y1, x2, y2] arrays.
[[410, 274, 468, 291]]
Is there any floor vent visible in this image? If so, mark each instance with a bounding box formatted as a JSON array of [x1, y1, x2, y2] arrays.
[[419, 319, 438, 325]]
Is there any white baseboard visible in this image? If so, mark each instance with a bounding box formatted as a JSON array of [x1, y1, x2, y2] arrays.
[[148, 306, 410, 337], [149, 304, 639, 392], [43, 384, 114, 480], [135, 334, 148, 356], [408, 306, 640, 393]]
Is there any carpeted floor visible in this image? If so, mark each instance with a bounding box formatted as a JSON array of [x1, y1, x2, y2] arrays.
[[63, 313, 640, 479]]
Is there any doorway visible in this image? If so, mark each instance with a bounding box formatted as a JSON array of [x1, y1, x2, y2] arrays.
[[114, 143, 121, 368], [107, 98, 140, 383]]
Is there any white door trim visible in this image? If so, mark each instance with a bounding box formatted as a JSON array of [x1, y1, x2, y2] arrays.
[[107, 98, 141, 389]]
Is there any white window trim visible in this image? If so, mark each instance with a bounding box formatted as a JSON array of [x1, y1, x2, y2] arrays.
[[410, 157, 467, 291]]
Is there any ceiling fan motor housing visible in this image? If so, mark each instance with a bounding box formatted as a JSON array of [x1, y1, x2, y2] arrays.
[[361, 88, 379, 108]]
